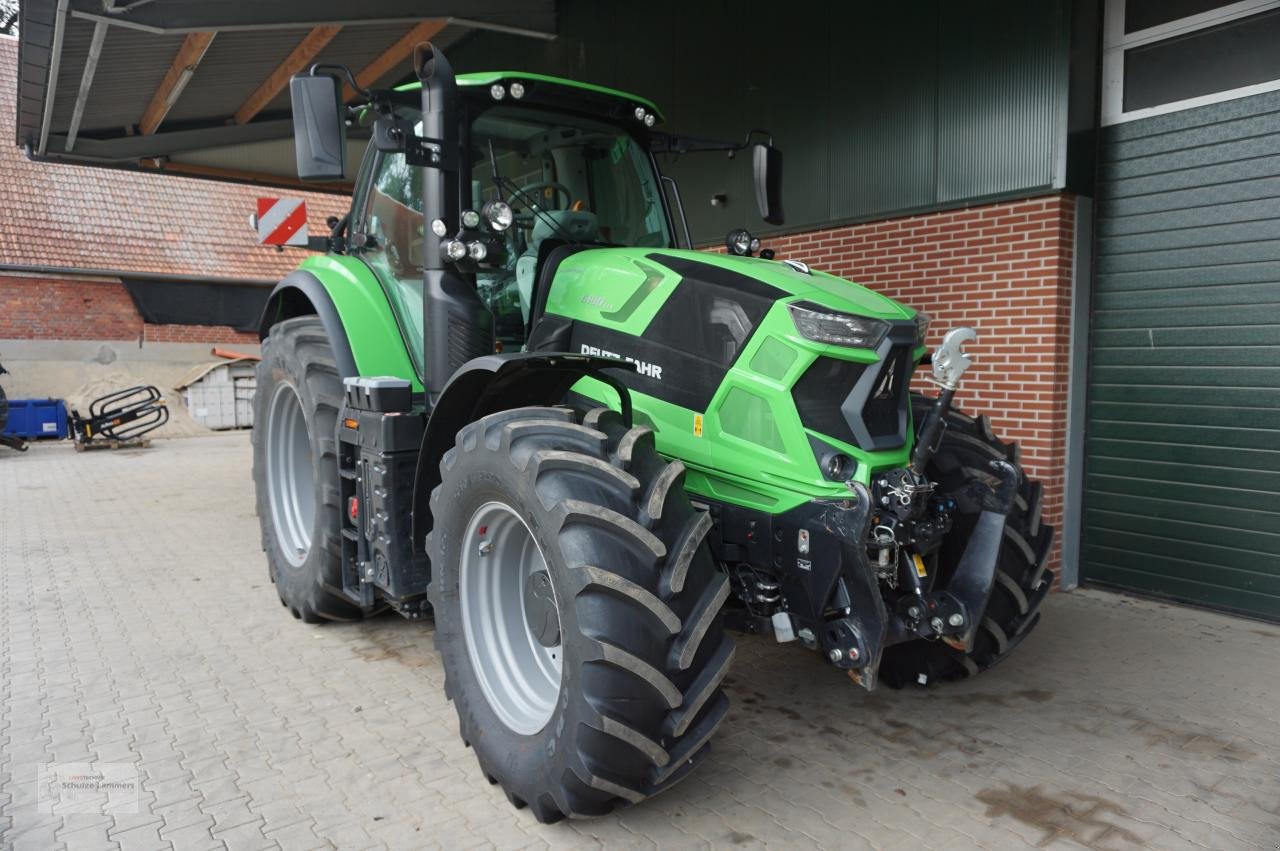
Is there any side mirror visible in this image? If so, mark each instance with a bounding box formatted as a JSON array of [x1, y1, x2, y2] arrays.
[[752, 143, 784, 225], [289, 73, 346, 181]]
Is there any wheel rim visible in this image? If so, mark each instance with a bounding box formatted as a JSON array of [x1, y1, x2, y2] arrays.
[[265, 382, 315, 568], [460, 501, 563, 735]]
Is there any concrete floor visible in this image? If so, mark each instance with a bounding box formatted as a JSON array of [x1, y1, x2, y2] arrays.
[[2, 432, 1278, 850]]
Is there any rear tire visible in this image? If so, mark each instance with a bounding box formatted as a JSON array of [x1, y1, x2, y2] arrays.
[[253, 317, 363, 623], [427, 406, 734, 821], [878, 394, 1053, 687]]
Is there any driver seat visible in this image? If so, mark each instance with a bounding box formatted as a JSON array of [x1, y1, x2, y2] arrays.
[[515, 210, 599, 323]]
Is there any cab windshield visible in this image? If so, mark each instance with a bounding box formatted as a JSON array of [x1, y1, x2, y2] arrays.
[[357, 101, 670, 371]]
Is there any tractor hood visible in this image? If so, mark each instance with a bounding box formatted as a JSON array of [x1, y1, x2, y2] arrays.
[[546, 247, 916, 322]]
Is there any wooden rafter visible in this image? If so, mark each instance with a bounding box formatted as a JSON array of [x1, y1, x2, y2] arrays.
[[342, 19, 447, 102], [233, 25, 343, 125], [138, 32, 217, 135]]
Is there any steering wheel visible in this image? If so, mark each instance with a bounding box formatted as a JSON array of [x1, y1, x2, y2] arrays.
[[505, 181, 574, 224]]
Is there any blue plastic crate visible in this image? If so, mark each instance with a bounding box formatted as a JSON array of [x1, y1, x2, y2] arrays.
[[3, 399, 69, 439]]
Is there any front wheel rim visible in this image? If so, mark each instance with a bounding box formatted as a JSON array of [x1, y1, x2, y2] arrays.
[[265, 382, 315, 568], [459, 501, 563, 735]]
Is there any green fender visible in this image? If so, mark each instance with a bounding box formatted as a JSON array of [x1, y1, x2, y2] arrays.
[[258, 255, 424, 392]]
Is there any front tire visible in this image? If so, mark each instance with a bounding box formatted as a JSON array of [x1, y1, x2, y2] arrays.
[[253, 317, 363, 623], [878, 394, 1054, 687], [427, 406, 734, 821]]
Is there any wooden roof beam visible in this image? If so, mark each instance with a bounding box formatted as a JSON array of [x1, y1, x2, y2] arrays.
[[342, 19, 447, 102], [233, 25, 343, 125], [138, 31, 216, 135]]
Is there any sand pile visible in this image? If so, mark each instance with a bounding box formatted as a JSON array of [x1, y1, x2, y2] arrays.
[[65, 366, 210, 440]]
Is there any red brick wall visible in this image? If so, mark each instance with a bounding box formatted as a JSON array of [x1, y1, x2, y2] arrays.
[[742, 194, 1075, 582], [0, 275, 259, 346]]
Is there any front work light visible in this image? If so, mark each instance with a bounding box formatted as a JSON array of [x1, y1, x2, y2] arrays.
[[788, 301, 890, 349], [482, 200, 513, 232], [442, 239, 467, 261], [726, 228, 754, 256]]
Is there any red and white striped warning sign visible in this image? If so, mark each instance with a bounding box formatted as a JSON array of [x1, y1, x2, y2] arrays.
[[256, 197, 309, 246]]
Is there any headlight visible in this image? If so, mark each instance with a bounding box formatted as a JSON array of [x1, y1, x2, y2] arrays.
[[913, 312, 931, 347], [467, 240, 488, 261], [821, 452, 853, 481], [788, 302, 890, 349], [460, 209, 481, 229], [482, 200, 513, 232], [509, 81, 525, 99], [489, 83, 505, 101]]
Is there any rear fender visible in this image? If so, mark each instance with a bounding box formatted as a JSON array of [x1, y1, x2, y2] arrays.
[[259, 271, 359, 377], [410, 352, 636, 552], [258, 258, 421, 389]]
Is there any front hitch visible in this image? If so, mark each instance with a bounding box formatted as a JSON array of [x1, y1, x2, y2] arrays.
[[938, 458, 1020, 652]]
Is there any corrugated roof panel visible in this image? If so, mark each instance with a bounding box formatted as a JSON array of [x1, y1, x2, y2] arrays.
[[162, 27, 319, 125], [51, 21, 186, 135], [258, 22, 471, 116]]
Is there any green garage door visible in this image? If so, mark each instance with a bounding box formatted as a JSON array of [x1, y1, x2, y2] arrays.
[[1084, 90, 1280, 620]]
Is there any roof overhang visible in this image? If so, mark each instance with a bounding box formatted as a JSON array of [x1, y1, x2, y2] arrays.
[[15, 0, 556, 190]]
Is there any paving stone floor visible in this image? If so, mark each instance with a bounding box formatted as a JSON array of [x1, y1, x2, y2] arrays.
[[2, 433, 1277, 849]]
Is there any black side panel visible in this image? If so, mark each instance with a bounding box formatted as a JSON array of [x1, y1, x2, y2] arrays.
[[565, 253, 784, 412], [570, 322, 722, 412], [258, 271, 358, 379], [647, 253, 787, 302], [794, 357, 867, 447], [527, 313, 574, 352]]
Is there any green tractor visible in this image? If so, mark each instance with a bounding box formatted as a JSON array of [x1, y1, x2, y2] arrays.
[[254, 45, 1052, 821]]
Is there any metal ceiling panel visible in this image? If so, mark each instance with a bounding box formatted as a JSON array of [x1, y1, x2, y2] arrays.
[[51, 17, 186, 134], [160, 26, 328, 126], [64, 0, 556, 36], [14, 0, 556, 185]]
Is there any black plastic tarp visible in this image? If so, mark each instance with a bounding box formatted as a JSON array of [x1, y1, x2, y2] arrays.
[[122, 278, 270, 333]]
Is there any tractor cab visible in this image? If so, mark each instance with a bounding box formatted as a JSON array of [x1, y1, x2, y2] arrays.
[[290, 57, 780, 394], [354, 74, 678, 369]]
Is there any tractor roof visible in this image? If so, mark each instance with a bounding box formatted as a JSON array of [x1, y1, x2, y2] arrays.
[[395, 72, 664, 122]]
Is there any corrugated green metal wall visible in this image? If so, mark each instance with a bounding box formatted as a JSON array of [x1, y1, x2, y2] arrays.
[[449, 0, 1070, 243], [1083, 90, 1280, 620]]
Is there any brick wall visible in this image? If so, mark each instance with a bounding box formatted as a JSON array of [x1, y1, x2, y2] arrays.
[[0, 275, 258, 346], [743, 193, 1075, 583]]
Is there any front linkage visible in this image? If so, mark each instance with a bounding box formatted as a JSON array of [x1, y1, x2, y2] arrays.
[[717, 328, 1017, 689]]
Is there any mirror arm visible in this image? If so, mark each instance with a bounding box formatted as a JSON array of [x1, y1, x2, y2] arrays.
[[307, 63, 370, 101], [651, 128, 774, 157]]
